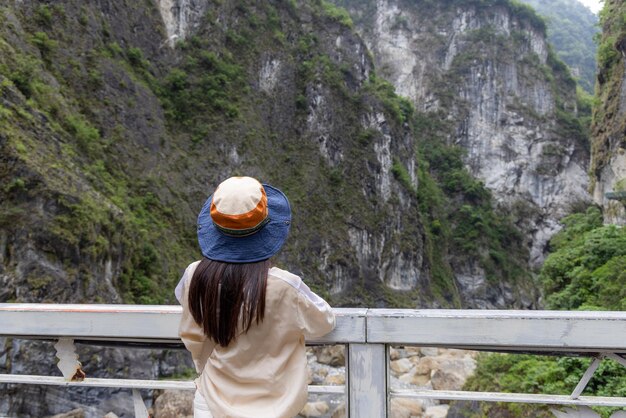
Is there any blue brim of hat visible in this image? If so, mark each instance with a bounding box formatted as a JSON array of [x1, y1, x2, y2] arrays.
[[197, 184, 291, 263]]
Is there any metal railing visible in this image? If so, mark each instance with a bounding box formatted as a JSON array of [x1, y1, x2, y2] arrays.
[[1, 304, 625, 417]]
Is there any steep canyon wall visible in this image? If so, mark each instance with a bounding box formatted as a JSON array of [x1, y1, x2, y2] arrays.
[[334, 0, 592, 266], [592, 0, 626, 225], [0, 0, 589, 415]]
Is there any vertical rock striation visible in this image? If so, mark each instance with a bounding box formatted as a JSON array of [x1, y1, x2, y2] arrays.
[[158, 0, 209, 45]]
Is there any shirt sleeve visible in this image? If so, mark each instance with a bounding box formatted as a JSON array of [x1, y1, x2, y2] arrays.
[[296, 280, 336, 339], [177, 261, 216, 374]]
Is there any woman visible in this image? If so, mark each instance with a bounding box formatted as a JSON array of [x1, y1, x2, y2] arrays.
[[175, 176, 336, 418]]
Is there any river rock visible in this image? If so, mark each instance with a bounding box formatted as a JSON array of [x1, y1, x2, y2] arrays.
[[420, 347, 439, 357], [390, 358, 414, 375], [324, 372, 346, 385], [431, 369, 464, 391], [425, 404, 450, 418], [399, 370, 430, 386], [103, 414, 119, 418], [390, 398, 423, 418], [153, 390, 193, 418], [413, 356, 439, 375], [331, 402, 346, 418], [435, 355, 477, 381], [299, 401, 330, 417], [49, 409, 85, 418], [390, 347, 400, 360], [404, 346, 421, 357], [313, 346, 345, 367]]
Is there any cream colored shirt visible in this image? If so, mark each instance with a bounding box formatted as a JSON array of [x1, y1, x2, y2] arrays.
[[176, 261, 336, 418]]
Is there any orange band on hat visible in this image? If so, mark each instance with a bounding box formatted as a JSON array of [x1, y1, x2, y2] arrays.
[[210, 189, 268, 230]]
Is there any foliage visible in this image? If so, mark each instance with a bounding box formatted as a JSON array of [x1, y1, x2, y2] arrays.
[[158, 41, 245, 127], [65, 114, 101, 154], [30, 32, 57, 60], [540, 207, 626, 310], [366, 74, 413, 124], [391, 160, 415, 193], [34, 5, 53, 27], [417, 133, 528, 283], [465, 353, 626, 418], [126, 47, 147, 68], [320, 1, 353, 28]]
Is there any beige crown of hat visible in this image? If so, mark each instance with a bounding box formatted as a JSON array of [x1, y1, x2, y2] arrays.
[[210, 177, 270, 237]]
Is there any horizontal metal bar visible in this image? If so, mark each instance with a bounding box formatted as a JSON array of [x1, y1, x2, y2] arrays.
[[0, 375, 196, 390], [0, 374, 344, 394], [0, 304, 367, 344], [367, 309, 626, 352], [391, 389, 626, 407], [2, 305, 626, 352]]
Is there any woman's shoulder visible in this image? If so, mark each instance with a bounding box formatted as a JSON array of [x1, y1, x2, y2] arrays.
[[182, 260, 203, 283], [174, 260, 202, 304], [268, 266, 303, 290], [186, 260, 202, 273]]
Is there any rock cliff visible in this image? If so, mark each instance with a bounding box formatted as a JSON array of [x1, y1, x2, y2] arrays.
[[333, 0, 591, 267], [0, 0, 425, 414], [591, 0, 626, 225], [0, 0, 587, 415]]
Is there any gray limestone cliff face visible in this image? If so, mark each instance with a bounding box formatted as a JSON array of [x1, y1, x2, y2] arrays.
[[591, 0, 626, 226], [335, 0, 591, 269], [158, 0, 209, 45], [593, 146, 626, 225], [154, 0, 425, 295]]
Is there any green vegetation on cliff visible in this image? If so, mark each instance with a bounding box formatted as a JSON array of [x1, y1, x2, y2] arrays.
[[541, 207, 626, 310], [0, 0, 539, 309]]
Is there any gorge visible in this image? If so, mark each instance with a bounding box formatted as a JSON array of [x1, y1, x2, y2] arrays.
[[0, 0, 620, 416]]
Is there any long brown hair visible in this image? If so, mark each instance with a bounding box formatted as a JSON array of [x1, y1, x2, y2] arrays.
[[188, 257, 270, 347]]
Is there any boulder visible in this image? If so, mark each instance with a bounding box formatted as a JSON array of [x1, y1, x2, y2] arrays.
[[404, 346, 422, 357], [153, 390, 194, 418], [390, 398, 423, 418], [324, 372, 346, 385], [435, 356, 476, 381], [390, 358, 414, 375], [299, 401, 330, 417], [413, 356, 439, 375], [331, 402, 346, 418], [431, 369, 464, 391], [420, 347, 439, 357], [314, 345, 345, 367], [425, 405, 450, 418], [399, 370, 431, 386], [49, 409, 84, 418]]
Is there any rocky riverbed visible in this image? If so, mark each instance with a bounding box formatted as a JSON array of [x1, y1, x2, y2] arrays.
[[146, 345, 478, 418]]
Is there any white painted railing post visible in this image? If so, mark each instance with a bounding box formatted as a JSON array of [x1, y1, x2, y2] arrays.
[[347, 343, 388, 418]]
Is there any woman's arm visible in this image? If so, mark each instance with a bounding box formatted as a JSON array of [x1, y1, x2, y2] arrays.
[[296, 280, 336, 339]]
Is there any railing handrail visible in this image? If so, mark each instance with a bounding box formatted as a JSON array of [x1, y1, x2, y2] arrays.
[[1, 304, 625, 352], [1, 304, 626, 416]]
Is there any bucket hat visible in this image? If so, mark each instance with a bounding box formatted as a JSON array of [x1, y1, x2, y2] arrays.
[[197, 176, 291, 263]]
